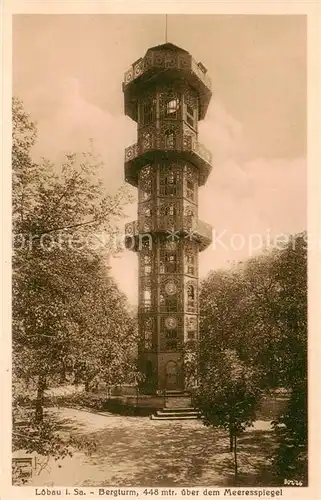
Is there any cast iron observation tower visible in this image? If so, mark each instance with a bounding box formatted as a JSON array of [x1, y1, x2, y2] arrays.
[[123, 43, 212, 394]]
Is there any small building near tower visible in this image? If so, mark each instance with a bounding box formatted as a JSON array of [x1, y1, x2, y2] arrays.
[[123, 42, 212, 394]]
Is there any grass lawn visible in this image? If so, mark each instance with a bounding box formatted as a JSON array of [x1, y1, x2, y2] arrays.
[[23, 407, 279, 487]]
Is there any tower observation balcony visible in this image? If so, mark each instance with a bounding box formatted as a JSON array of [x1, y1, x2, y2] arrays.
[[123, 42, 212, 122], [125, 218, 212, 252], [124, 135, 212, 187]]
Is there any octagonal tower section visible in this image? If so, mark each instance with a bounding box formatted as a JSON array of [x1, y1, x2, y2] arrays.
[[123, 43, 212, 394]]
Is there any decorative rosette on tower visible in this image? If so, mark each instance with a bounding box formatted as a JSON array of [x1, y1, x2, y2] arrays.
[[123, 43, 212, 394]]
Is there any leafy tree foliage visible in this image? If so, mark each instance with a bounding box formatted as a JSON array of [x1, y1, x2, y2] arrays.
[[12, 97, 137, 460], [199, 233, 307, 483], [194, 349, 263, 482]]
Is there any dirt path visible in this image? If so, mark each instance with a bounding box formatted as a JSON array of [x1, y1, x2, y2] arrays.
[[28, 407, 276, 487]]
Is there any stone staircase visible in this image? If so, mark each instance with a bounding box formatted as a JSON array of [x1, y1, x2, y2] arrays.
[[150, 391, 200, 421]]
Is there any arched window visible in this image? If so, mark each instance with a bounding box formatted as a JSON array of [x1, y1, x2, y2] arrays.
[[165, 130, 175, 149]]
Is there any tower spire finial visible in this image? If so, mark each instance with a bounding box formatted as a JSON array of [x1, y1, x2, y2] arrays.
[[165, 14, 168, 43]]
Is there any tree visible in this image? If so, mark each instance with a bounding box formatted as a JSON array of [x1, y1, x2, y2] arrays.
[[194, 349, 263, 483], [12, 97, 136, 460], [198, 233, 307, 483], [269, 233, 307, 483], [179, 340, 199, 391]]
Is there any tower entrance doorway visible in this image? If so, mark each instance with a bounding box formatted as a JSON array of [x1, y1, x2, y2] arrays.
[[165, 361, 179, 390]]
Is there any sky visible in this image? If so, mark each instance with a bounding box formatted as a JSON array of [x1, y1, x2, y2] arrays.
[[13, 14, 307, 304]]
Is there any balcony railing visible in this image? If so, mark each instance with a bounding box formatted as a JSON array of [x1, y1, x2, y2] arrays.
[[123, 50, 212, 91], [125, 218, 212, 249], [124, 136, 212, 166], [191, 58, 212, 90], [185, 136, 212, 165], [194, 219, 213, 242]]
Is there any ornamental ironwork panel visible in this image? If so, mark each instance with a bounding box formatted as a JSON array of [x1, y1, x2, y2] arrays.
[[133, 58, 144, 78], [183, 240, 199, 277], [159, 121, 182, 150], [139, 276, 153, 312], [159, 276, 183, 313], [138, 164, 154, 202], [157, 199, 182, 232], [125, 143, 139, 162], [184, 278, 199, 313], [158, 239, 183, 275], [138, 125, 157, 151], [184, 163, 198, 203], [140, 315, 157, 351], [138, 200, 155, 233], [158, 162, 183, 197], [139, 242, 155, 277], [183, 200, 197, 231], [160, 314, 184, 351]]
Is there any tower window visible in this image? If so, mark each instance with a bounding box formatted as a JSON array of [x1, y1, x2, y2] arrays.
[[141, 98, 156, 126], [186, 104, 195, 128], [165, 98, 180, 117], [187, 105, 194, 117]]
